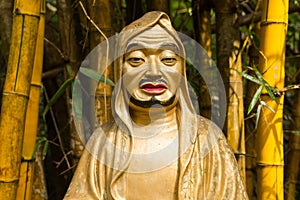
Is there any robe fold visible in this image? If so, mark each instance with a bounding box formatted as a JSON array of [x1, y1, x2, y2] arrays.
[[64, 117, 248, 199]]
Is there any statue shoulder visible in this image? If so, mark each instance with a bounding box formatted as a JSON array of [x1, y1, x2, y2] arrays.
[[87, 121, 119, 145], [98, 120, 117, 132], [196, 115, 223, 136], [192, 115, 227, 158]]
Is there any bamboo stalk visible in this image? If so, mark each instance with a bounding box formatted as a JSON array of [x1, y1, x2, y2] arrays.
[[147, 0, 170, 14], [213, 0, 246, 185], [285, 55, 300, 200], [246, 31, 261, 198], [0, 0, 41, 199], [85, 0, 114, 126], [192, 0, 212, 119], [57, 0, 83, 166], [227, 48, 246, 185], [16, 1, 45, 199], [256, 0, 288, 199], [285, 124, 300, 200]]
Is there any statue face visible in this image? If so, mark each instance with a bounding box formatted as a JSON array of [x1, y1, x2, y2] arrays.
[[122, 25, 183, 107]]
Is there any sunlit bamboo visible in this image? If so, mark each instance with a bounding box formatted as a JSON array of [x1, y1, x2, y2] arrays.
[[0, 0, 41, 199], [85, 0, 114, 125], [256, 0, 288, 199], [16, 1, 45, 199], [285, 64, 300, 200]]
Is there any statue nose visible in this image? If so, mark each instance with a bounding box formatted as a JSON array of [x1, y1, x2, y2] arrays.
[[145, 57, 162, 79]]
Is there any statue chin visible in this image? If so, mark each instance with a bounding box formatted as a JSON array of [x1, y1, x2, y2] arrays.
[[127, 90, 176, 108]]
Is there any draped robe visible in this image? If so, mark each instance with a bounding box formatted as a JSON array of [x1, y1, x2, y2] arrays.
[[64, 117, 248, 199]]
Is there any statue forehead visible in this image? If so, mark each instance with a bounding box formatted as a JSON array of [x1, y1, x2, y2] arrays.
[[126, 24, 179, 51]]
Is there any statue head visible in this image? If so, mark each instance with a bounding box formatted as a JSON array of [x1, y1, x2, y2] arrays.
[[122, 24, 184, 111], [113, 12, 196, 128], [77, 11, 213, 172]]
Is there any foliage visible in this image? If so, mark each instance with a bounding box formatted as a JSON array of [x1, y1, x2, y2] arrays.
[[236, 66, 279, 115], [43, 66, 114, 120]]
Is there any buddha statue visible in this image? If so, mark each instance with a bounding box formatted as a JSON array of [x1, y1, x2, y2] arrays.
[[64, 11, 248, 200]]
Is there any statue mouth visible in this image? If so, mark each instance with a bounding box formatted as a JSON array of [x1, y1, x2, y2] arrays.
[[141, 83, 167, 94], [139, 79, 168, 94]]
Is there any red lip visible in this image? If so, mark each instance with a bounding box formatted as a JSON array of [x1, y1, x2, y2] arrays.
[[141, 83, 167, 94]]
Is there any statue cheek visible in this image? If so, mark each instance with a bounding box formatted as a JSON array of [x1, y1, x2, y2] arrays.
[[162, 71, 182, 93], [122, 68, 144, 93]]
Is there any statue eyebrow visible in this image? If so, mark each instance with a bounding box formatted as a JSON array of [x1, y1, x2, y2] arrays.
[[159, 43, 179, 53], [125, 42, 180, 53], [125, 43, 144, 53]]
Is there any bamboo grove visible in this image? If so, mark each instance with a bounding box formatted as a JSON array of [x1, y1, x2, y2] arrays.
[[0, 0, 299, 199]]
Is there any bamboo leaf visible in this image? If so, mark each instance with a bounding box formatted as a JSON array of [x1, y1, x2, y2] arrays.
[[43, 78, 74, 120], [248, 85, 264, 115], [289, 130, 300, 136], [255, 104, 262, 130], [42, 139, 49, 158], [251, 31, 260, 48], [253, 65, 265, 83], [31, 136, 48, 158], [80, 67, 115, 86], [72, 79, 83, 120], [66, 64, 75, 77], [235, 69, 262, 85], [265, 85, 279, 103], [260, 100, 276, 113]]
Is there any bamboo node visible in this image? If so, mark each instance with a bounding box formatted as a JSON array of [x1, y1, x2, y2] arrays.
[[0, 177, 19, 183], [14, 8, 41, 18], [256, 162, 284, 167], [2, 91, 29, 99], [260, 21, 288, 27], [31, 83, 43, 88]]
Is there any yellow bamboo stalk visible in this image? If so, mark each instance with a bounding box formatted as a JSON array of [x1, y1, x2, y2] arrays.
[[85, 0, 114, 125], [286, 125, 300, 200], [0, 0, 41, 199], [256, 0, 288, 199], [246, 29, 261, 198], [227, 45, 246, 185], [285, 67, 300, 200], [16, 1, 45, 199]]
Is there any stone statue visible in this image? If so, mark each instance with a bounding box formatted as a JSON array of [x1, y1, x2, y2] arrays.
[[64, 11, 248, 199]]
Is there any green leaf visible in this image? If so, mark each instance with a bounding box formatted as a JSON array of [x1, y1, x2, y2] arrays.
[[251, 31, 260, 48], [32, 136, 48, 158], [42, 139, 49, 158], [289, 130, 300, 136], [72, 79, 83, 120], [253, 65, 265, 83], [248, 85, 263, 115], [255, 104, 262, 130], [66, 64, 75, 77], [235, 69, 262, 85], [265, 85, 279, 103], [260, 100, 275, 113], [80, 67, 115, 86], [43, 78, 74, 120]]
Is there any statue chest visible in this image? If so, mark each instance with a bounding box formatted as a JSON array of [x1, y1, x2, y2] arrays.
[[126, 161, 178, 199], [124, 130, 179, 199]]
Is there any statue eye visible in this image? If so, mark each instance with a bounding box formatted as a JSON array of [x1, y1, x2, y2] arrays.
[[127, 57, 145, 67], [161, 57, 177, 66]]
